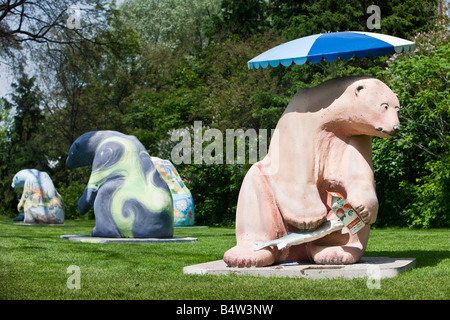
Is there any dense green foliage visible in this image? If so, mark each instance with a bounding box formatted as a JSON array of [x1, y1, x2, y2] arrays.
[[375, 30, 450, 228], [0, 0, 447, 227]]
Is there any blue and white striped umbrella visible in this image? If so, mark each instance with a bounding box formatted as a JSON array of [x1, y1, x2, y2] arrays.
[[248, 31, 415, 70]]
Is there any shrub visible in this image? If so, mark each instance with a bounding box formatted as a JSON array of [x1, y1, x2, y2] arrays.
[[374, 29, 450, 228]]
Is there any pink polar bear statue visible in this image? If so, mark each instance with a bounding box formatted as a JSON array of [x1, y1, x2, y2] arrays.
[[223, 76, 401, 267]]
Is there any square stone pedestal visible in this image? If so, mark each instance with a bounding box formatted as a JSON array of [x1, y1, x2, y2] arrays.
[[60, 234, 198, 244], [183, 257, 415, 280]]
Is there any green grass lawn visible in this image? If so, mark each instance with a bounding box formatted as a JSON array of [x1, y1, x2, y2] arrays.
[[0, 215, 449, 300]]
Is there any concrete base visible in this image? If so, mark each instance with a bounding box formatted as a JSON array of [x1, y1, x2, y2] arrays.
[[183, 257, 416, 280], [60, 234, 198, 244], [14, 223, 73, 226]]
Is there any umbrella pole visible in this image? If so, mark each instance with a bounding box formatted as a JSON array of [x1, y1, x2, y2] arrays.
[[330, 60, 337, 78]]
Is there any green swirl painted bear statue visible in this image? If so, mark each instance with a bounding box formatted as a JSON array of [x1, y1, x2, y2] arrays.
[[66, 131, 174, 238]]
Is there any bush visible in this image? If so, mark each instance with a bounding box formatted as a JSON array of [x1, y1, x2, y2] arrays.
[[374, 29, 450, 228], [58, 181, 93, 220]]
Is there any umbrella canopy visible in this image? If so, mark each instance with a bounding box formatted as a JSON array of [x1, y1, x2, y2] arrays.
[[248, 31, 415, 70]]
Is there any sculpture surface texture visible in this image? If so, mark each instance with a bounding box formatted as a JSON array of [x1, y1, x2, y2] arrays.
[[152, 157, 195, 227], [12, 169, 64, 224], [66, 131, 173, 238], [224, 76, 401, 267]]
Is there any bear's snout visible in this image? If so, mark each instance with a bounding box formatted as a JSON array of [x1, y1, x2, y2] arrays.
[[393, 125, 401, 135], [376, 124, 400, 137]]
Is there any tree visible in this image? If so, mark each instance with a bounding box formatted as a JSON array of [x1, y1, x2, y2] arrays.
[[0, 73, 49, 216], [1, 7, 143, 218], [0, 0, 111, 50], [121, 0, 220, 50], [269, 0, 439, 39], [7, 73, 46, 166], [374, 29, 449, 228], [0, 1, 118, 108], [218, 0, 268, 38]]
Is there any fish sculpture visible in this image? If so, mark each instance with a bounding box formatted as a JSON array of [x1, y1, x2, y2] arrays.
[[254, 219, 344, 252]]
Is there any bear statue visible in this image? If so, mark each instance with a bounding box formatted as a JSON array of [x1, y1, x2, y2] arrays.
[[12, 169, 64, 224], [66, 130, 173, 238], [223, 76, 401, 267]]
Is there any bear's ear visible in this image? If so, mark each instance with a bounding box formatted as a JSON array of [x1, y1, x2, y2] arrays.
[[355, 83, 365, 96]]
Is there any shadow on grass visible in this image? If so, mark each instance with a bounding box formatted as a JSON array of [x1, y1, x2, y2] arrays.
[[365, 250, 450, 268], [0, 234, 35, 241], [183, 232, 235, 238]]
